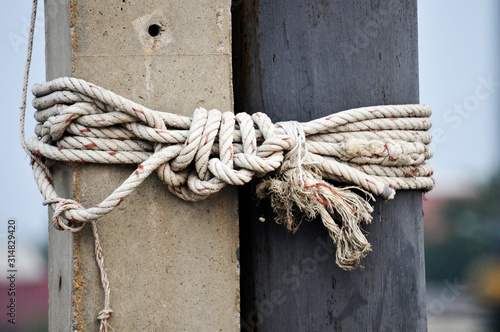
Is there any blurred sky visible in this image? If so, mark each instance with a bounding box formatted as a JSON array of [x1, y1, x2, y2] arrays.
[[419, 0, 500, 196], [0, 0, 499, 245], [1, 1, 47, 248]]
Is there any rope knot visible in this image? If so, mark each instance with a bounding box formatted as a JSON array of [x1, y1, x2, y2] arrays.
[[156, 109, 288, 200], [97, 309, 113, 332], [43, 198, 85, 232], [97, 309, 113, 320]]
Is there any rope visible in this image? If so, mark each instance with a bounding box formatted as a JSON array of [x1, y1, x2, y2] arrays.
[[91, 221, 113, 332], [20, 0, 433, 328], [27, 77, 434, 267]]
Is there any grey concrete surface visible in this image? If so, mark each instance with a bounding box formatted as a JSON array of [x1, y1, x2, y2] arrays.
[[46, 0, 239, 330], [45, 1, 73, 331]]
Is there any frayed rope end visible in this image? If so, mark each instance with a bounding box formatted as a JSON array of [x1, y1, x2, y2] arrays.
[[257, 165, 375, 271]]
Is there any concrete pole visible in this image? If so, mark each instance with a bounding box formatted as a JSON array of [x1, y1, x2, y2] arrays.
[[45, 0, 239, 330], [234, 0, 427, 330]]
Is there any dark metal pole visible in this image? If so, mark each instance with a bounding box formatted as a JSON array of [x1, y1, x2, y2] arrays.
[[233, 0, 427, 330]]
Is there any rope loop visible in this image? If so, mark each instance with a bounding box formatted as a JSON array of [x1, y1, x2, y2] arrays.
[[43, 198, 85, 232], [97, 309, 113, 321]]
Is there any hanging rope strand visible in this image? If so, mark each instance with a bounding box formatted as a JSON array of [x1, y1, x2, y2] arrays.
[[20, 0, 37, 155], [21, 1, 113, 330]]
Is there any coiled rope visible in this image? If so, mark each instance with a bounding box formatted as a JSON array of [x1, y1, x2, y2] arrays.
[[21, 0, 433, 330], [28, 77, 434, 267]]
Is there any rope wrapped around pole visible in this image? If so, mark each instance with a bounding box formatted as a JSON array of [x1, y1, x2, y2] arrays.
[[27, 77, 433, 269]]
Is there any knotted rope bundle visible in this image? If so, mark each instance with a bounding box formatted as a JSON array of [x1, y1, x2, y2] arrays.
[[27, 77, 434, 270]]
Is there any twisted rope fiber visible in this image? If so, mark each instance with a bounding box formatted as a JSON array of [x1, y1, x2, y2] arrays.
[[28, 76, 434, 264]]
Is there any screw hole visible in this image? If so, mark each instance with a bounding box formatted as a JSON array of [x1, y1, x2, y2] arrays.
[[148, 24, 161, 37]]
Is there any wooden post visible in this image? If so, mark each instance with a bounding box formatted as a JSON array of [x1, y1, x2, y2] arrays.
[[46, 0, 239, 330], [234, 0, 427, 330]]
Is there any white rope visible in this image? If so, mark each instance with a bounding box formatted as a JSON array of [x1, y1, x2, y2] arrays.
[[26, 77, 434, 265]]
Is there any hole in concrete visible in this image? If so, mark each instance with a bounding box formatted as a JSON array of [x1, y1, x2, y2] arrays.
[[148, 24, 161, 37], [58, 276, 62, 291]]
